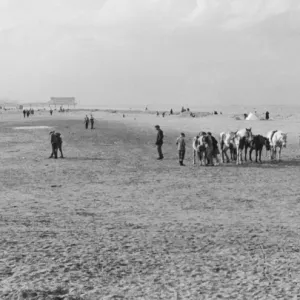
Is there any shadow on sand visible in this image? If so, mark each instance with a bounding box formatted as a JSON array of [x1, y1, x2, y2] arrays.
[[60, 157, 109, 161], [218, 159, 300, 169]]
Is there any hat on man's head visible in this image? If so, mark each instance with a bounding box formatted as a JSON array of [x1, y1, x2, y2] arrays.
[[181, 132, 185, 137], [49, 131, 55, 135], [155, 125, 160, 129], [207, 132, 212, 136]]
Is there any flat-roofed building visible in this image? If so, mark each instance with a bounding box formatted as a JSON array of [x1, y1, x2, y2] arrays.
[[48, 97, 77, 108]]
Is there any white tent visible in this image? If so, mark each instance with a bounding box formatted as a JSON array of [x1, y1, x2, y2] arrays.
[[246, 112, 259, 121]]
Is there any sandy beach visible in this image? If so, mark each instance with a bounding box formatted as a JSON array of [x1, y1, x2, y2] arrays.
[[1, 108, 300, 299]]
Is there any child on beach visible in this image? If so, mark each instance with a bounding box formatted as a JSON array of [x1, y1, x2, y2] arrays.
[[176, 133, 186, 166]]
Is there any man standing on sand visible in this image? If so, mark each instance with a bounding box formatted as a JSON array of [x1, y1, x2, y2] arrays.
[[204, 133, 214, 166], [208, 132, 220, 166], [90, 114, 94, 129], [23, 109, 26, 118], [84, 115, 89, 129], [176, 132, 186, 166], [155, 125, 164, 160], [266, 111, 269, 120]]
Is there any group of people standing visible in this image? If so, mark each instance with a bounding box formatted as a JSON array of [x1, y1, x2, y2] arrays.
[[22, 109, 34, 118], [84, 114, 95, 130], [155, 125, 220, 166], [49, 131, 64, 159]]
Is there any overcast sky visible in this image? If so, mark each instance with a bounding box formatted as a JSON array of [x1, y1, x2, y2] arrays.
[[1, 0, 300, 107]]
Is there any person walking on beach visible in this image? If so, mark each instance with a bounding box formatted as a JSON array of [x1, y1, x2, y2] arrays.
[[23, 109, 26, 118], [84, 115, 89, 129], [50, 109, 53, 116], [155, 125, 164, 160], [90, 114, 94, 129], [26, 110, 30, 118], [49, 131, 58, 159], [56, 132, 64, 158], [176, 132, 186, 166]]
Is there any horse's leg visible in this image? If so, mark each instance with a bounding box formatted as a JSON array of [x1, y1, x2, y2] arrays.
[[235, 142, 240, 165], [259, 149, 262, 163], [193, 150, 196, 165], [278, 147, 281, 161], [199, 151, 203, 165], [244, 146, 247, 161], [249, 148, 253, 162], [223, 147, 229, 163], [226, 148, 230, 163]]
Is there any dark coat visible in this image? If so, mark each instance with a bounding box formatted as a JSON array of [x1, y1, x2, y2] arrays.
[[156, 129, 164, 145], [51, 133, 58, 144]]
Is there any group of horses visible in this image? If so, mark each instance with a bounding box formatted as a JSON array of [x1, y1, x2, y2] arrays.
[[193, 128, 288, 166]]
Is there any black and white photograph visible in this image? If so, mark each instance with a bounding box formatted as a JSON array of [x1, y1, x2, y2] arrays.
[[0, 1, 300, 299]]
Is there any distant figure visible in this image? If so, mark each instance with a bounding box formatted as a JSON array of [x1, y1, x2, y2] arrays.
[[181, 106, 185, 113], [244, 113, 248, 119], [26, 110, 30, 118], [176, 132, 186, 166], [170, 109, 173, 115], [56, 132, 64, 158], [187, 108, 190, 112], [90, 114, 94, 129], [31, 109, 34, 115], [162, 112, 166, 118], [156, 111, 159, 116], [214, 111, 218, 115], [49, 131, 58, 159], [123, 114, 125, 118], [265, 111, 269, 120], [84, 115, 89, 129], [145, 106, 148, 111], [23, 109, 26, 118], [155, 125, 164, 160], [50, 109, 53, 116]]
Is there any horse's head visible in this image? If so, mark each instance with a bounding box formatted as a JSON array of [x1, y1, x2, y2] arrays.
[[281, 133, 287, 148], [245, 127, 253, 142]]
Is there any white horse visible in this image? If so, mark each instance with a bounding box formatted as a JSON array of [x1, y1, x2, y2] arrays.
[[266, 130, 287, 161], [234, 128, 253, 165], [193, 132, 207, 165], [219, 131, 236, 163], [220, 128, 253, 165]]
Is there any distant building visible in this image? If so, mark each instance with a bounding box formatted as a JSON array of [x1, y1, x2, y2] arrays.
[[0, 102, 19, 110], [48, 97, 77, 108]]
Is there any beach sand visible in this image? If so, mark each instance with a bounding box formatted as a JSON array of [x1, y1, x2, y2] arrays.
[[0, 108, 300, 299]]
